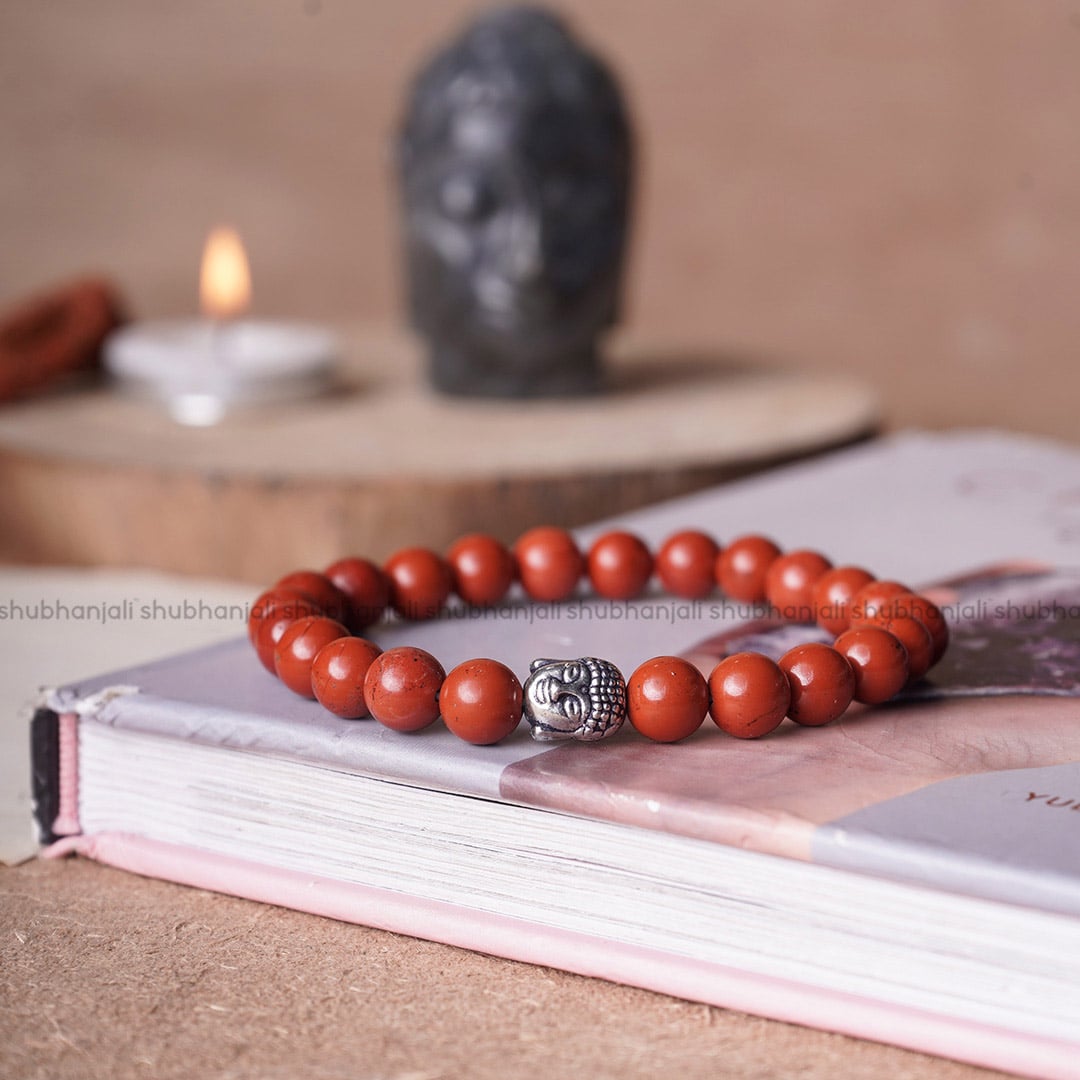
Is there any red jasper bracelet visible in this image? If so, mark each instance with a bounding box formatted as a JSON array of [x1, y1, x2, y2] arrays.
[[247, 526, 950, 746]]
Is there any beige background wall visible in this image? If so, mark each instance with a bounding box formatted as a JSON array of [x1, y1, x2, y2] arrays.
[[3, 1, 1079, 437]]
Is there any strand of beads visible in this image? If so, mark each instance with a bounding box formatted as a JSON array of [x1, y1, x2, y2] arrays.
[[247, 526, 949, 746]]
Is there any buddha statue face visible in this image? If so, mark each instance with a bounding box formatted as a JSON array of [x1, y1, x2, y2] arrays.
[[522, 656, 628, 741], [397, 7, 633, 397]]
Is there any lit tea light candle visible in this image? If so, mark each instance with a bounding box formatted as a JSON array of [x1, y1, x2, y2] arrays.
[[104, 227, 338, 426]]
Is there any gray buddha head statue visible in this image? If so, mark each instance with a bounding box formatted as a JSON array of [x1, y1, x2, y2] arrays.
[[397, 6, 634, 397]]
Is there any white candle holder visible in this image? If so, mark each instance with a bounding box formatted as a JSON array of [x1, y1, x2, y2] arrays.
[[104, 319, 339, 426]]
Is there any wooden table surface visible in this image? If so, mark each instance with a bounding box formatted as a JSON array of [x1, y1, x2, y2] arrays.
[[0, 330, 877, 582]]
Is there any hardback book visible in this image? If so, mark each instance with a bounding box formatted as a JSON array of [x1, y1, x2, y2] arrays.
[[31, 431, 1080, 1080]]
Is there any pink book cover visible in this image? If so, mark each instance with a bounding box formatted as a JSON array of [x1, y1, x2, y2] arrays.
[[30, 432, 1080, 1079]]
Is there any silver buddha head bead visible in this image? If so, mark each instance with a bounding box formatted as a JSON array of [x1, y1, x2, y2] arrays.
[[522, 656, 627, 742]]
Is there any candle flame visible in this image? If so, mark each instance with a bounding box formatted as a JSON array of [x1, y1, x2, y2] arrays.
[[200, 226, 252, 319]]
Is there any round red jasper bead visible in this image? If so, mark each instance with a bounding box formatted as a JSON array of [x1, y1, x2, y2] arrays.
[[764, 550, 833, 623], [310, 637, 383, 718], [587, 530, 653, 600], [274, 616, 350, 697], [513, 526, 584, 602], [439, 659, 523, 745], [627, 656, 709, 742], [363, 646, 446, 732], [252, 592, 326, 674], [447, 534, 516, 607], [715, 535, 782, 603], [384, 547, 453, 621], [778, 643, 855, 726], [248, 585, 319, 645], [899, 594, 950, 663], [274, 570, 350, 625], [834, 627, 909, 704], [855, 611, 934, 681], [708, 652, 791, 739], [812, 566, 875, 635], [848, 580, 911, 624], [324, 557, 390, 631], [655, 530, 719, 599]]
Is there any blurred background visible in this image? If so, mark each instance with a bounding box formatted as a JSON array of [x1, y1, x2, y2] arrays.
[[4, 0, 1079, 437], [5, 12, 1080, 1074]]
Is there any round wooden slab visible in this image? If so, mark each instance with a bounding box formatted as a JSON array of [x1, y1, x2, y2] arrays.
[[0, 328, 877, 581]]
